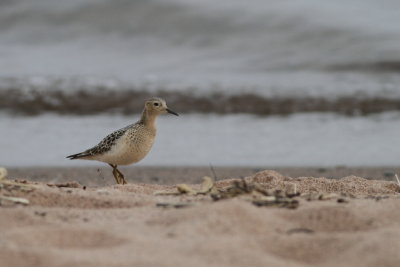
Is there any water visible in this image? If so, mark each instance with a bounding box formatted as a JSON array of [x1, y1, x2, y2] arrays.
[[1, 113, 400, 167], [1, 1, 400, 166], [2, 0, 400, 75], [1, 0, 400, 109]]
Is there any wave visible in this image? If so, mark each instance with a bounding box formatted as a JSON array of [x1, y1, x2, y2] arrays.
[[2, 80, 400, 116]]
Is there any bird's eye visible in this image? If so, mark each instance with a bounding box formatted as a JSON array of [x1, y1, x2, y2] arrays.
[[153, 102, 159, 106]]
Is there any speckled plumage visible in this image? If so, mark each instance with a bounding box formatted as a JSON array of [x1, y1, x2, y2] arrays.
[[69, 125, 131, 159], [67, 97, 178, 184]]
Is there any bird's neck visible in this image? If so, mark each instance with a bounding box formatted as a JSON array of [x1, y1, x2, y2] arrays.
[[140, 109, 157, 129]]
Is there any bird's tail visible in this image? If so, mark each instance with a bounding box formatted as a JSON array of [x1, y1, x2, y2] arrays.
[[66, 152, 90, 160]]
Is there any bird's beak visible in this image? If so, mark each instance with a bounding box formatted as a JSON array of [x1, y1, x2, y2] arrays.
[[166, 108, 179, 116]]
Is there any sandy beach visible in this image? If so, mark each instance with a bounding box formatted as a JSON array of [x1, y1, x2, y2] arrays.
[[3, 1, 400, 266], [1, 168, 400, 267]]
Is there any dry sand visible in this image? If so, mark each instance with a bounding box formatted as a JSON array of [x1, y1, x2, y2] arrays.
[[1, 169, 400, 267]]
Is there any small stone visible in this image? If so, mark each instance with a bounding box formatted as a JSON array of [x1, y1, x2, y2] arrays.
[[337, 198, 349, 203], [34, 211, 47, 217]]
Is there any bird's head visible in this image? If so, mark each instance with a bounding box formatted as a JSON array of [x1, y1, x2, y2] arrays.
[[145, 97, 179, 116]]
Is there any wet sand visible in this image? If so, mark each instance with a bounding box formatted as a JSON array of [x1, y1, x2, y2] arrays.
[[1, 168, 400, 267]]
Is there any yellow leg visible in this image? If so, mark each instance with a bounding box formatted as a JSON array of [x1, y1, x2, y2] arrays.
[[109, 164, 127, 185], [116, 168, 127, 185]]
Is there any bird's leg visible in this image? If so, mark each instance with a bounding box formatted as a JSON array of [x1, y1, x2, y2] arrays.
[[115, 167, 127, 185], [109, 164, 121, 184], [112, 168, 122, 184], [109, 164, 127, 185]]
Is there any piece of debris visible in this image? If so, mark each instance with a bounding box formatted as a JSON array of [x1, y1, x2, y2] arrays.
[[302, 192, 346, 202], [197, 176, 215, 194], [252, 195, 299, 209], [0, 167, 8, 180], [287, 228, 314, 234], [0, 195, 30, 206], [156, 202, 196, 209], [47, 181, 82, 188], [176, 184, 197, 195], [157, 177, 301, 209], [34, 211, 47, 217], [318, 193, 339, 200], [337, 198, 349, 203], [209, 178, 300, 208], [0, 179, 36, 192], [155, 176, 218, 196], [154, 175, 358, 209], [0, 172, 37, 207]]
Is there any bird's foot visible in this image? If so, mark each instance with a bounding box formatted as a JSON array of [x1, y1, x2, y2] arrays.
[[110, 164, 127, 185], [115, 168, 127, 185]]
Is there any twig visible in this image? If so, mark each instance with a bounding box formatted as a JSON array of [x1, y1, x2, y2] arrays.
[[209, 163, 218, 181], [395, 174, 400, 189]]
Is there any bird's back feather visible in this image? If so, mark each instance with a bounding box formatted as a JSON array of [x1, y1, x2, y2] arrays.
[[66, 124, 132, 160]]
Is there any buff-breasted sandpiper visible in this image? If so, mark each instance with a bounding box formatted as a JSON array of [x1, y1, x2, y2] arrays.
[[66, 97, 178, 184]]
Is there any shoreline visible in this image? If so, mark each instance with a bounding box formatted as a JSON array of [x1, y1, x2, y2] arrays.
[[5, 89, 400, 116], [7, 166, 400, 186]]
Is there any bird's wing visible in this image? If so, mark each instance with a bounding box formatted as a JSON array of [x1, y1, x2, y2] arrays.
[[67, 124, 132, 159]]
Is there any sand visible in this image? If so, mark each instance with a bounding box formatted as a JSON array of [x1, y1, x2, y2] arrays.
[[1, 169, 400, 267], [7, 166, 400, 186]]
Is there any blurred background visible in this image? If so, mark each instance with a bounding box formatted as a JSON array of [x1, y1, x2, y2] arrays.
[[1, 0, 400, 167]]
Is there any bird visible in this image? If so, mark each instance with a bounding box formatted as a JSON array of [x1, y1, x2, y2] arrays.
[[66, 97, 178, 185]]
